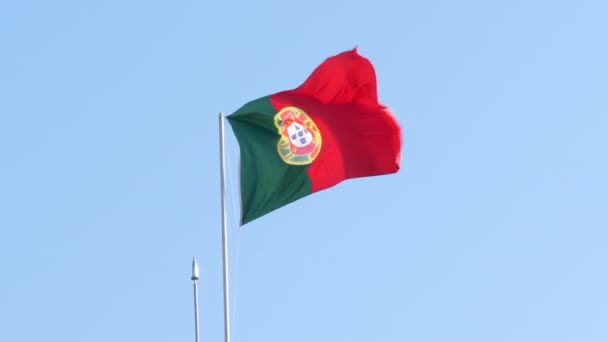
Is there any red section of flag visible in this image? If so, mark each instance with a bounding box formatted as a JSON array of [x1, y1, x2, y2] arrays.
[[270, 48, 401, 193]]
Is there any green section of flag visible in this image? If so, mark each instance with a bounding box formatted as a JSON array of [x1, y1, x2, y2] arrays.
[[227, 96, 312, 225]]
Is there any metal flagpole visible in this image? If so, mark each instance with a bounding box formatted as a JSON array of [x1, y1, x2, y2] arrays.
[[218, 112, 231, 342], [191, 257, 201, 342]]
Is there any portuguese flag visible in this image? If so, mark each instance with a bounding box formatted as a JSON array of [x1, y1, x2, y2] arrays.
[[227, 48, 402, 225]]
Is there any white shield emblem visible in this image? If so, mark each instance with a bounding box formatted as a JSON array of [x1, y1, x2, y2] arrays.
[[287, 123, 313, 148]]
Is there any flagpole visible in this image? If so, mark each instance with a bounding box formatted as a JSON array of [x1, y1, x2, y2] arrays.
[[219, 112, 231, 342], [191, 257, 201, 342]]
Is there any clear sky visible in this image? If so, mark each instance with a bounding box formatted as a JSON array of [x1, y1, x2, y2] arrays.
[[1, 0, 607, 341]]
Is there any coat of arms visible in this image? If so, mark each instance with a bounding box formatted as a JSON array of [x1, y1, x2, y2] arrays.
[[274, 106, 322, 165]]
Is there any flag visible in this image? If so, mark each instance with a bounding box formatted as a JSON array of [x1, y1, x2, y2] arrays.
[[227, 48, 402, 225]]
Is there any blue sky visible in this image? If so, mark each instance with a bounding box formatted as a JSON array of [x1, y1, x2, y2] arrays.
[[1, 0, 607, 341]]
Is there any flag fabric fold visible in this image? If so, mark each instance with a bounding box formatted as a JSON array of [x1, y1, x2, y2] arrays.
[[227, 48, 402, 225]]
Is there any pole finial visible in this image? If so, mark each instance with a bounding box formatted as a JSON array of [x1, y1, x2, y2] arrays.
[[191, 256, 200, 281]]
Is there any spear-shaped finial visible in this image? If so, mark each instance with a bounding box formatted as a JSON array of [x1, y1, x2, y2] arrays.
[[191, 257, 200, 342], [191, 256, 200, 281]]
